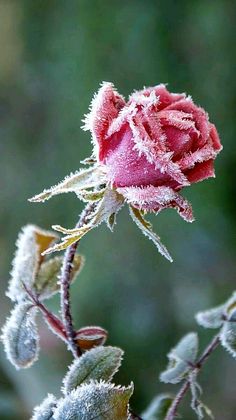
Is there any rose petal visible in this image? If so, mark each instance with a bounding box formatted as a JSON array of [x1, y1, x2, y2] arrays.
[[185, 160, 215, 184], [118, 185, 194, 222]]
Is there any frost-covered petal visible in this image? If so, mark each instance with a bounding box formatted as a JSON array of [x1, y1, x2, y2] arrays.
[[82, 82, 126, 160], [118, 185, 194, 222]]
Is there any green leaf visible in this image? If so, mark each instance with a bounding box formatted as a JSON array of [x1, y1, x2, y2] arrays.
[[31, 394, 57, 420], [1, 302, 39, 369], [34, 254, 84, 300], [62, 346, 123, 394], [6, 225, 58, 302], [129, 206, 172, 262], [42, 188, 124, 255], [195, 304, 225, 329], [142, 394, 173, 420], [54, 381, 133, 420], [29, 166, 107, 203], [160, 333, 198, 384]]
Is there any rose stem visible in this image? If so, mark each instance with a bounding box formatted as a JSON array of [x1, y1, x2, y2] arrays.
[[165, 333, 220, 420], [60, 202, 96, 358]]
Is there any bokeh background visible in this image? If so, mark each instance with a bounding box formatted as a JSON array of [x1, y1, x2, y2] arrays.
[[0, 1, 235, 418]]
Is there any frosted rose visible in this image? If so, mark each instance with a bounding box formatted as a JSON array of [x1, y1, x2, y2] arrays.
[[83, 83, 222, 221]]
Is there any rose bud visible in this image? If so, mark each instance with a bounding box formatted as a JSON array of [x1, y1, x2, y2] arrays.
[[83, 82, 222, 220], [75, 326, 108, 351]]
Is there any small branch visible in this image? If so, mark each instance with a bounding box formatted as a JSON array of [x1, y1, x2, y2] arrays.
[[60, 202, 96, 358], [165, 334, 220, 420]]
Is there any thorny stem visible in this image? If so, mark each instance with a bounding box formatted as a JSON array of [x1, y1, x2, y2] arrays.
[[165, 334, 220, 420], [60, 202, 96, 358]]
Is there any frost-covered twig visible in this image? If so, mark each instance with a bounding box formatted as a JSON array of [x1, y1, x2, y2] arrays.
[[60, 202, 96, 358], [165, 334, 220, 420]]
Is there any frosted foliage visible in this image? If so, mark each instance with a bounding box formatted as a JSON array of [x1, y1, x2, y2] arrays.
[[129, 206, 172, 262], [160, 333, 198, 384], [7, 225, 40, 302], [29, 166, 107, 203], [220, 311, 236, 358], [141, 394, 173, 420], [7, 225, 57, 302], [43, 188, 124, 255], [54, 381, 133, 420], [31, 394, 57, 420], [195, 304, 225, 329], [1, 302, 39, 369], [62, 346, 123, 394], [35, 255, 84, 300], [172, 332, 198, 363]]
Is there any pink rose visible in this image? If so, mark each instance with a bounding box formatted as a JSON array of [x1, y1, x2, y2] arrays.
[[83, 82, 222, 222]]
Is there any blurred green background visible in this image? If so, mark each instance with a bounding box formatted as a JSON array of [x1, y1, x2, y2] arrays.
[[0, 0, 235, 418]]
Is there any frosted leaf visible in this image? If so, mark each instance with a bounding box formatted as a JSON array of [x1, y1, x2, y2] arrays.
[[141, 394, 173, 420], [54, 381, 134, 420], [7, 225, 58, 302], [160, 333, 198, 384], [107, 212, 116, 231], [195, 304, 225, 329], [224, 291, 236, 317], [75, 326, 108, 351], [29, 166, 107, 203], [31, 394, 57, 420], [35, 255, 84, 300], [43, 188, 124, 255], [62, 346, 123, 394], [77, 188, 106, 202], [171, 332, 198, 363], [220, 310, 236, 358], [129, 206, 172, 262], [1, 302, 39, 369]]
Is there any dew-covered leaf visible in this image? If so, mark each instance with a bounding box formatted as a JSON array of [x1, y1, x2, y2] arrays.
[[31, 394, 57, 420], [1, 302, 39, 369], [29, 166, 107, 203], [42, 188, 124, 255], [160, 333, 198, 384], [34, 255, 84, 300], [75, 326, 108, 351], [129, 206, 172, 262], [54, 381, 133, 420], [62, 346, 123, 394], [141, 394, 173, 420], [220, 310, 236, 358], [195, 304, 225, 329], [6, 225, 58, 302]]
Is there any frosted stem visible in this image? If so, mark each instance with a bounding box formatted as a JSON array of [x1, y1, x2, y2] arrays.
[[60, 202, 96, 358]]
